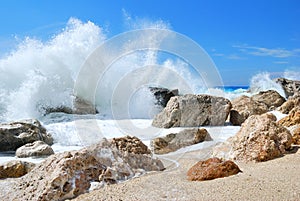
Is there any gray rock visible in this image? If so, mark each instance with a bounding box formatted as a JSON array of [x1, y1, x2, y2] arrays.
[[275, 78, 300, 98], [7, 137, 164, 201], [16, 141, 54, 158], [151, 128, 212, 154], [149, 87, 179, 107], [0, 119, 53, 151], [152, 94, 231, 128], [229, 95, 268, 125]]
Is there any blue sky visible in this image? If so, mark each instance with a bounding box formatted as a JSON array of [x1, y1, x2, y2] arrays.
[[0, 0, 299, 85]]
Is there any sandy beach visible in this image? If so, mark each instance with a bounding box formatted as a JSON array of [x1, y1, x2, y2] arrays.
[[72, 146, 300, 201]]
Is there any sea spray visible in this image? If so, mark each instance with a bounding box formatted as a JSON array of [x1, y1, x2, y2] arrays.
[[249, 72, 286, 97]]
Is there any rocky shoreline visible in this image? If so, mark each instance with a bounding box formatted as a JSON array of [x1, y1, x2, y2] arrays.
[[1, 78, 300, 200]]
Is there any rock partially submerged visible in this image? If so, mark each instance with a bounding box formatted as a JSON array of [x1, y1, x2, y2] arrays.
[[16, 141, 54, 158], [214, 113, 293, 162], [275, 78, 300, 98], [152, 94, 231, 128], [149, 87, 179, 107], [187, 157, 241, 181], [0, 160, 35, 179], [151, 128, 212, 154], [0, 119, 53, 151], [8, 137, 164, 201]]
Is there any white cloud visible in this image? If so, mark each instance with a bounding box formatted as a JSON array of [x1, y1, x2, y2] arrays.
[[273, 61, 289, 64], [233, 45, 300, 58], [226, 54, 246, 60]]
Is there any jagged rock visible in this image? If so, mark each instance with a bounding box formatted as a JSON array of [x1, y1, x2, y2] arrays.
[[278, 96, 300, 114], [16, 141, 54, 158], [275, 78, 300, 98], [251, 90, 285, 109], [152, 94, 231, 128], [187, 157, 241, 181], [229, 95, 268, 125], [151, 128, 212, 154], [278, 108, 300, 127], [0, 119, 53, 151], [8, 137, 164, 201], [214, 113, 293, 162], [289, 125, 300, 145], [149, 87, 179, 107], [112, 136, 151, 155], [0, 160, 35, 179]]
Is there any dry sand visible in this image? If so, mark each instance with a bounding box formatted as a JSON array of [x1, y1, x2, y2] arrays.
[[72, 146, 300, 201]]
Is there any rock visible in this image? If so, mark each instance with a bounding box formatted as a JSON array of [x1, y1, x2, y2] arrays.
[[112, 136, 151, 155], [8, 137, 164, 201], [151, 128, 212, 154], [149, 87, 179, 107], [214, 113, 293, 162], [0, 119, 53, 151], [40, 97, 98, 115], [229, 95, 268, 125], [289, 125, 300, 145], [152, 94, 231, 128], [0, 160, 35, 179], [275, 78, 300, 98], [187, 157, 241, 181], [251, 90, 286, 109], [278, 96, 300, 114], [278, 108, 300, 127], [73, 97, 98, 115], [16, 141, 54, 158]]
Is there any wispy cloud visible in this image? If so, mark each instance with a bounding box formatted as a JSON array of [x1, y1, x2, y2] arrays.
[[273, 61, 289, 64], [226, 54, 246, 60], [233, 45, 300, 58]]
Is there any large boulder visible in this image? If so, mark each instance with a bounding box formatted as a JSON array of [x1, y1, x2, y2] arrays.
[[16, 141, 54, 158], [251, 90, 285, 109], [152, 94, 231, 128], [0, 160, 35, 179], [8, 137, 164, 201], [187, 157, 241, 181], [214, 113, 293, 162], [229, 95, 268, 125], [275, 78, 300, 98], [278, 108, 300, 127], [149, 87, 179, 107], [0, 119, 53, 151], [151, 128, 211, 154]]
